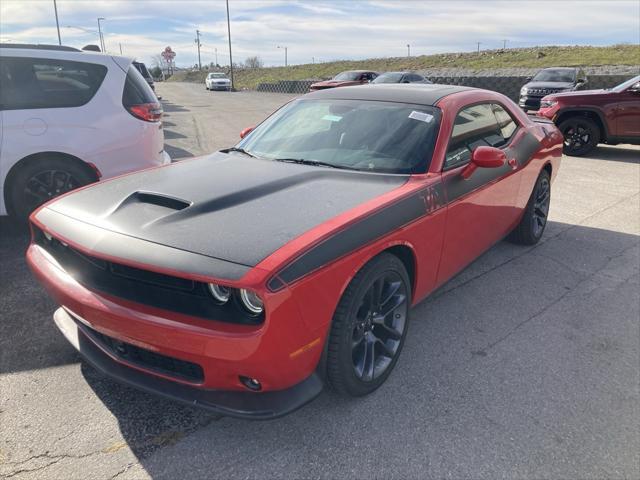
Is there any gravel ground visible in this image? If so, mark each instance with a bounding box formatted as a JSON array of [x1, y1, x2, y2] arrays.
[[1, 82, 638, 480]]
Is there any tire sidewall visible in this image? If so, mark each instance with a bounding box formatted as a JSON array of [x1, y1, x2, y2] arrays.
[[329, 254, 411, 397], [560, 117, 599, 156]]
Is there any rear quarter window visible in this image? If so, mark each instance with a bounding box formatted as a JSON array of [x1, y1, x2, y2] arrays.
[[122, 65, 156, 106], [0, 56, 107, 110]]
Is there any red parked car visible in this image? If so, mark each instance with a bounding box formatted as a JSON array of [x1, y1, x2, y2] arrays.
[[309, 70, 378, 91], [537, 74, 640, 156], [27, 84, 562, 418]]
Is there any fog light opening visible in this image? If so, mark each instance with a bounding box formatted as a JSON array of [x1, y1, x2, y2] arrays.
[[239, 375, 262, 391]]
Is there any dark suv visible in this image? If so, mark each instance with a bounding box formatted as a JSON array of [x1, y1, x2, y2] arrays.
[[537, 75, 640, 156], [519, 67, 587, 112]]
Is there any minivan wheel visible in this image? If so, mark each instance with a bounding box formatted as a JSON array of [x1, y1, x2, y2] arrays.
[[559, 117, 600, 156], [326, 253, 411, 397], [6, 157, 95, 221]]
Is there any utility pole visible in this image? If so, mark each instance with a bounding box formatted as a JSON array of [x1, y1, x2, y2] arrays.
[[476, 41, 481, 54], [215, 47, 218, 67], [277, 45, 288, 67], [312, 56, 315, 64], [407, 44, 410, 57], [502, 39, 507, 50], [119, 43, 123, 55], [97, 17, 105, 52], [195, 30, 202, 70], [53, 0, 61, 45], [226, 0, 234, 90]]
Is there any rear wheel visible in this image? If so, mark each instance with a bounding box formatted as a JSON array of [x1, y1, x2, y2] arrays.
[[507, 170, 551, 245], [559, 117, 600, 156], [6, 157, 95, 221], [326, 253, 411, 397]]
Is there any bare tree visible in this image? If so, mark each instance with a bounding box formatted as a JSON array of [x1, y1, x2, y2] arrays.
[[244, 55, 263, 69]]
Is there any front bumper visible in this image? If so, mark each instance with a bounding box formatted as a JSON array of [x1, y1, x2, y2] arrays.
[[54, 307, 322, 419], [519, 96, 542, 110], [210, 84, 231, 90]]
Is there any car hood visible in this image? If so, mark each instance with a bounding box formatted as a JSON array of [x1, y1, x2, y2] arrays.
[[543, 88, 608, 100], [41, 152, 407, 268], [524, 81, 575, 90]]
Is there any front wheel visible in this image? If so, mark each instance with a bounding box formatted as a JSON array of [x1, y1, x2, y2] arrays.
[[559, 117, 600, 156], [507, 170, 551, 245], [6, 157, 95, 221], [326, 253, 411, 397]]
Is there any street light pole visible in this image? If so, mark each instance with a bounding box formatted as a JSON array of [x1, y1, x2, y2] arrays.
[[195, 29, 202, 70], [226, 0, 234, 90], [502, 39, 508, 50], [476, 41, 481, 54], [53, 0, 62, 45], [277, 45, 288, 67], [215, 47, 218, 67], [407, 44, 410, 57], [97, 17, 105, 52]]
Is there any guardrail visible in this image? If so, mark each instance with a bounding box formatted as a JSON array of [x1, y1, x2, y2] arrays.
[[256, 74, 633, 99]]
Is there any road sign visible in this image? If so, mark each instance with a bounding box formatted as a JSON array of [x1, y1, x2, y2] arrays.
[[161, 46, 176, 61]]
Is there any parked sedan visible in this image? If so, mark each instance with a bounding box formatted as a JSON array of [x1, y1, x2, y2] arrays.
[[205, 72, 232, 91], [372, 71, 431, 84], [309, 70, 377, 91], [28, 84, 562, 419]]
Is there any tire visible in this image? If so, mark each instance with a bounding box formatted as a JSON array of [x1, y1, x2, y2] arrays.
[[507, 169, 551, 245], [6, 156, 95, 221], [326, 253, 411, 397], [559, 116, 600, 156]]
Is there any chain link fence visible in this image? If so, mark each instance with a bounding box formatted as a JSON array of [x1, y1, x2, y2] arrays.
[[256, 74, 633, 100]]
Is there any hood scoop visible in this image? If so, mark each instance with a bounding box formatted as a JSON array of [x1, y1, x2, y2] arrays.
[[105, 191, 192, 229]]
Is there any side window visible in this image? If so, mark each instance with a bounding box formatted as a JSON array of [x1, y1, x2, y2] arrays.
[[491, 103, 518, 142], [444, 104, 504, 169], [0, 56, 107, 111]]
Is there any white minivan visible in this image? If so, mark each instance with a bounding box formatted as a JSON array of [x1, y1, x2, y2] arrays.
[[0, 44, 170, 219]]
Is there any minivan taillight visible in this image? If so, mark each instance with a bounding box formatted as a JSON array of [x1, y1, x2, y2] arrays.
[[127, 102, 162, 122]]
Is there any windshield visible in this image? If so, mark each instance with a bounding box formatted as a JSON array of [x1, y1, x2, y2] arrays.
[[611, 74, 640, 92], [373, 73, 404, 84], [333, 71, 361, 81], [236, 99, 441, 174], [532, 69, 576, 83], [209, 73, 227, 78]]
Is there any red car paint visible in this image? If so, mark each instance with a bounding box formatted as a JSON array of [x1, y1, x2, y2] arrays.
[[27, 88, 562, 404], [537, 78, 640, 142]]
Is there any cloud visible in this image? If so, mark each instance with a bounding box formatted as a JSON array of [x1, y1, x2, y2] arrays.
[[1, 0, 637, 67]]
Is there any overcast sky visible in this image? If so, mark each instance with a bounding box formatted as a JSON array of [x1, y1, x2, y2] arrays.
[[1, 0, 638, 68]]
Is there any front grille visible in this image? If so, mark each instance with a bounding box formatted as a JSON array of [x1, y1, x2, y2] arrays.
[[33, 227, 263, 325], [527, 88, 561, 96], [81, 322, 205, 383]]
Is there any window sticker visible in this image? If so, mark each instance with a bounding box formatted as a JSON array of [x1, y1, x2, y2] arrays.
[[408, 111, 434, 123], [322, 114, 343, 122]]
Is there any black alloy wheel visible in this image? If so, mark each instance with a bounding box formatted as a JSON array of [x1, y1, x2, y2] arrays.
[[507, 169, 552, 245], [326, 253, 411, 396], [23, 169, 81, 213], [559, 117, 600, 156]]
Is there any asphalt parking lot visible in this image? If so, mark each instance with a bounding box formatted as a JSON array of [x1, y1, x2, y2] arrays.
[[1, 81, 638, 480]]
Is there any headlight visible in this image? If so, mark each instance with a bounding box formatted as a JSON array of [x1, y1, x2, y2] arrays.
[[520, 87, 528, 95], [239, 289, 264, 315], [208, 283, 231, 304], [540, 99, 558, 109]]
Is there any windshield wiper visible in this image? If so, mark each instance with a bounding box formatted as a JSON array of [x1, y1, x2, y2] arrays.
[[273, 158, 356, 170], [221, 147, 257, 158]]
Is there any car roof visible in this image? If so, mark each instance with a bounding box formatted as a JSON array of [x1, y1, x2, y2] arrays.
[[0, 43, 81, 52], [305, 83, 473, 106]]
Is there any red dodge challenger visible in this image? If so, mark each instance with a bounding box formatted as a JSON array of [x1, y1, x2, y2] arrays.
[[27, 84, 562, 419]]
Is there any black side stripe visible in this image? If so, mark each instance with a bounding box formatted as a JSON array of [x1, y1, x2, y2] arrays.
[[444, 131, 540, 203], [269, 183, 445, 290]]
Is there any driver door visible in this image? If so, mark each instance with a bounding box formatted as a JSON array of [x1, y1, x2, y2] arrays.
[[436, 103, 523, 284]]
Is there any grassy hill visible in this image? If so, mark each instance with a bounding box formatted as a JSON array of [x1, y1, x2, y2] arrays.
[[168, 44, 640, 90]]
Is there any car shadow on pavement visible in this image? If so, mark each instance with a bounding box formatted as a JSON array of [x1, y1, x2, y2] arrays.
[[164, 144, 195, 160], [161, 100, 190, 113], [76, 220, 639, 478], [586, 145, 640, 164]]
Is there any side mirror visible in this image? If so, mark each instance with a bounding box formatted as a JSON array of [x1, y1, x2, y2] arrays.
[[461, 146, 506, 180], [577, 78, 586, 84], [240, 126, 254, 139], [525, 76, 532, 82]]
